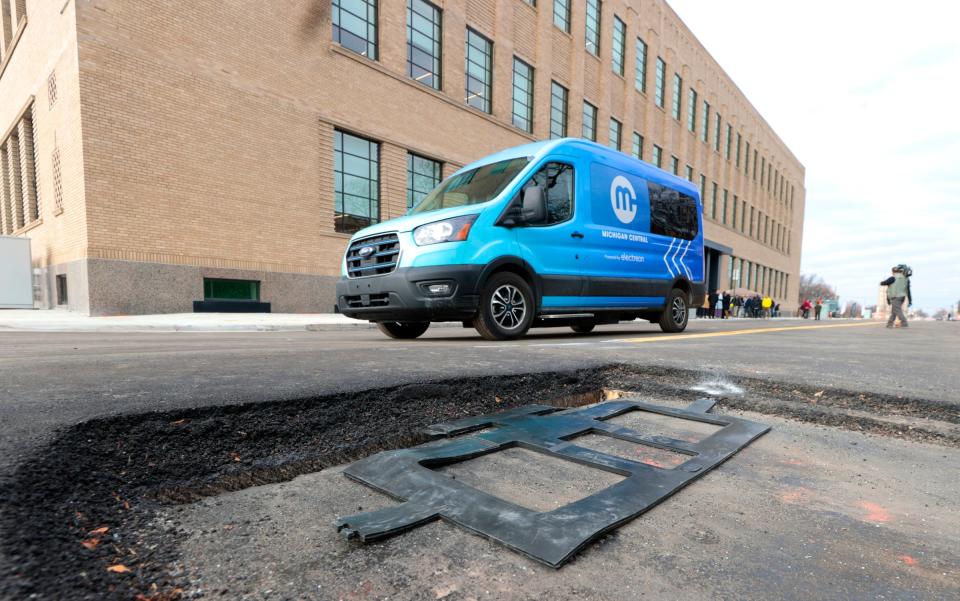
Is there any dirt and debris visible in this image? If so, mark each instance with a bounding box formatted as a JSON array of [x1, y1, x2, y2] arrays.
[[1, 364, 957, 599]]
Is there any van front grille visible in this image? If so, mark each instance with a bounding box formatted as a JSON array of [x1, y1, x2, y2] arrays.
[[346, 233, 400, 278]]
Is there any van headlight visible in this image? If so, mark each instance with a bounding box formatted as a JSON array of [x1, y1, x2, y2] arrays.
[[412, 215, 478, 246]]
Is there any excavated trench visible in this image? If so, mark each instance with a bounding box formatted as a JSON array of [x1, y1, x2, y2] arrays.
[[2, 364, 958, 600]]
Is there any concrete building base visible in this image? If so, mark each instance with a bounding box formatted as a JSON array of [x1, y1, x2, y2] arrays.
[[37, 259, 338, 316]]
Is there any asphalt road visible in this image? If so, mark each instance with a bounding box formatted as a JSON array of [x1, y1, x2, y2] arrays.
[[0, 319, 955, 469], [1, 319, 958, 600]]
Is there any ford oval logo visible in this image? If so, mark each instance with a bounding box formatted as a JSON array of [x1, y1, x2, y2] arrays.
[[358, 245, 376, 259]]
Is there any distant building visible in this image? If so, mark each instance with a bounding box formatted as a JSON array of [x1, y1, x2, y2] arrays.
[[1, 0, 805, 314]]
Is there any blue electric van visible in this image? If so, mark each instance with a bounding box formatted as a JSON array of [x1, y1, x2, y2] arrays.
[[336, 138, 705, 340]]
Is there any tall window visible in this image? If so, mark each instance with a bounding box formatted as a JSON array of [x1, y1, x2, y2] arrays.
[[651, 144, 662, 168], [685, 165, 693, 181], [550, 81, 568, 138], [670, 155, 679, 175], [744, 141, 750, 175], [700, 100, 710, 143], [749, 206, 755, 236], [699, 174, 706, 199], [407, 0, 441, 89], [511, 58, 534, 133], [407, 153, 442, 209], [732, 196, 738, 229], [465, 29, 493, 113], [714, 113, 722, 151], [553, 0, 571, 33], [0, 102, 40, 234], [725, 124, 733, 159], [736, 133, 742, 166], [334, 130, 380, 234], [686, 88, 697, 131], [584, 0, 601, 56], [671, 74, 683, 121], [753, 149, 758, 179], [582, 101, 597, 141], [631, 132, 643, 159], [711, 182, 718, 219], [634, 38, 647, 92], [611, 16, 626, 76], [608, 118, 622, 150], [654, 57, 666, 108], [333, 0, 378, 59], [722, 189, 728, 224]]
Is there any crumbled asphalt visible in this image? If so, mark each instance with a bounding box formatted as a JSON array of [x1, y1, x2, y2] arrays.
[[2, 364, 959, 599]]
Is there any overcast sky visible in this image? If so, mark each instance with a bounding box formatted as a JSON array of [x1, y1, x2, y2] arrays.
[[668, 0, 960, 312]]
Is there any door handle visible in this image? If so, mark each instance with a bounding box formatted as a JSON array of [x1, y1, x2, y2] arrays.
[[571, 231, 584, 239]]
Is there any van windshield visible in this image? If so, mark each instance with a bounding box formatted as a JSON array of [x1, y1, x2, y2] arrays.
[[410, 157, 530, 214]]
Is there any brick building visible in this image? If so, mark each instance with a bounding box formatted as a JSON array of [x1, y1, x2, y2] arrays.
[[0, 0, 804, 314]]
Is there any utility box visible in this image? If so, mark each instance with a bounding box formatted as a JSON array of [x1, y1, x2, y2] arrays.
[[0, 236, 34, 309]]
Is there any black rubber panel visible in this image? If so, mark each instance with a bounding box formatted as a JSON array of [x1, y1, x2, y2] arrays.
[[335, 397, 769, 568]]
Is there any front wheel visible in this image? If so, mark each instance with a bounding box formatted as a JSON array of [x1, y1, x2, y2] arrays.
[[377, 321, 430, 339], [658, 288, 689, 333], [473, 272, 535, 340]]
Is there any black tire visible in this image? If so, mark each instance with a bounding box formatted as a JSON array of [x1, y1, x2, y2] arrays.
[[658, 288, 689, 333], [473, 272, 535, 341], [571, 323, 595, 334], [376, 321, 430, 339]]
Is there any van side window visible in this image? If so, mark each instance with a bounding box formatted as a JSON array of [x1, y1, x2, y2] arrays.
[[647, 182, 698, 240], [524, 162, 575, 225]]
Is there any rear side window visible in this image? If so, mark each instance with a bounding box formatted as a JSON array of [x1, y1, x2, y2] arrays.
[[647, 182, 698, 240], [523, 162, 575, 225]]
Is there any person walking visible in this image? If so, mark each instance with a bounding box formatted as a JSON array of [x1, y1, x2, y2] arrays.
[[814, 298, 823, 320], [800, 299, 812, 319], [880, 265, 912, 328], [722, 291, 732, 319], [708, 290, 719, 319]]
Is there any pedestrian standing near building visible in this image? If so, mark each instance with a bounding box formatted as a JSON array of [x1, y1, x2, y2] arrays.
[[762, 295, 773, 319], [814, 298, 823, 320], [708, 290, 719, 319], [714, 293, 724, 319], [880, 265, 912, 329], [722, 291, 732, 319]]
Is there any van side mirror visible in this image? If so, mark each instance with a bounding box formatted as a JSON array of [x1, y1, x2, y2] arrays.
[[521, 185, 546, 224]]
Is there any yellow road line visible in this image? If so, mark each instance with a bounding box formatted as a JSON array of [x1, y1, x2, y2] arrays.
[[619, 320, 882, 343]]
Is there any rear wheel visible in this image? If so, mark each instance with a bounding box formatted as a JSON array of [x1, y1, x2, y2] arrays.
[[571, 322, 595, 334], [658, 288, 689, 333], [473, 272, 535, 340], [377, 321, 430, 339]]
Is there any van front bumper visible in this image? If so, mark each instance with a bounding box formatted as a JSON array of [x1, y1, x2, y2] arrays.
[[336, 265, 484, 322]]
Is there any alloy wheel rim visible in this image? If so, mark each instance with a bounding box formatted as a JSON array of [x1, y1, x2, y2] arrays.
[[671, 297, 687, 325], [491, 284, 526, 330]]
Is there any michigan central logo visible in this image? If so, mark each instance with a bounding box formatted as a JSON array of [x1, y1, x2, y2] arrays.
[[610, 175, 637, 224]]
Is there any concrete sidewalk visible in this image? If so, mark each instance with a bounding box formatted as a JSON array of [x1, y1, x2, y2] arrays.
[[0, 309, 379, 332]]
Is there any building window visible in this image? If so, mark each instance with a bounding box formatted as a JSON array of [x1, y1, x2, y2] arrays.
[[670, 155, 679, 175], [204, 279, 260, 301], [634, 38, 647, 92], [47, 71, 58, 108], [714, 113, 722, 151], [744, 141, 750, 175], [654, 57, 666, 108], [732, 196, 738, 229], [686, 87, 697, 131], [611, 16, 625, 76], [711, 182, 718, 219], [753, 149, 758, 179], [725, 124, 732, 159], [511, 57, 534, 133], [407, 153, 442, 209], [685, 165, 693, 181], [581, 101, 597, 141], [608, 118, 622, 150], [631, 132, 643, 159], [722, 189, 728, 224], [652, 144, 662, 168], [51, 146, 63, 212], [699, 174, 706, 199], [56, 274, 68, 305], [550, 81, 568, 138], [584, 0, 601, 56], [0, 102, 40, 234], [465, 28, 493, 113], [553, 0, 571, 33], [749, 206, 755, 237], [740, 202, 747, 233], [701, 100, 710, 143], [332, 0, 378, 59], [669, 75, 684, 121], [334, 130, 380, 234], [736, 132, 742, 167], [407, 0, 442, 89]]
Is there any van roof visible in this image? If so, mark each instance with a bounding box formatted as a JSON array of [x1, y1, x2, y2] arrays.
[[458, 138, 699, 198]]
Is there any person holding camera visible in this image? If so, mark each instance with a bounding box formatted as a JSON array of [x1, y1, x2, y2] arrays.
[[880, 265, 912, 328]]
